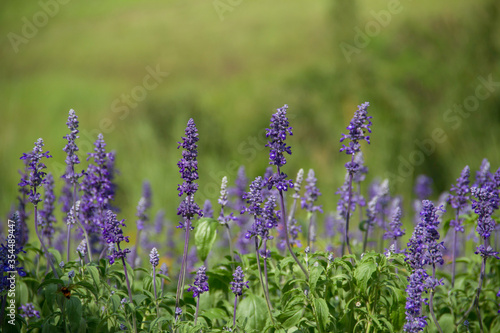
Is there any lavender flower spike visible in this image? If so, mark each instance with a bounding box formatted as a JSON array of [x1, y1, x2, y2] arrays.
[[149, 247, 159, 267], [301, 169, 322, 249], [448, 166, 470, 287], [188, 266, 209, 325], [339, 102, 371, 255], [230, 266, 249, 327], [175, 119, 202, 319], [339, 102, 372, 155], [266, 105, 307, 281], [404, 200, 445, 333], [19, 139, 58, 278]]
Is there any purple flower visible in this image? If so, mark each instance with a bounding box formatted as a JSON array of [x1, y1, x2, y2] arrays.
[[80, 134, 116, 234], [336, 174, 363, 219], [414, 175, 433, 201], [187, 266, 209, 298], [339, 102, 372, 155], [203, 199, 213, 218], [38, 172, 56, 245], [448, 166, 470, 232], [230, 266, 249, 296], [324, 213, 336, 238], [384, 207, 405, 241], [176, 119, 202, 229], [471, 187, 497, 240], [265, 105, 294, 191], [278, 217, 302, 250], [62, 109, 82, 184], [243, 177, 278, 240], [149, 247, 159, 267], [474, 158, 492, 188], [404, 200, 446, 332], [301, 169, 323, 213], [154, 209, 166, 234], [136, 181, 152, 231], [19, 138, 52, 205], [102, 210, 130, 265], [18, 303, 40, 319]]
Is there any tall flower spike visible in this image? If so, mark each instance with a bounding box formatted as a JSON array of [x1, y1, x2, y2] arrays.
[[265, 105, 294, 191], [404, 200, 445, 332], [80, 134, 116, 234], [230, 266, 249, 296], [19, 138, 52, 205], [176, 119, 202, 229], [474, 158, 492, 188], [339, 102, 372, 155], [102, 210, 130, 265], [301, 169, 323, 213], [149, 247, 159, 267], [187, 266, 209, 298], [62, 109, 82, 184]]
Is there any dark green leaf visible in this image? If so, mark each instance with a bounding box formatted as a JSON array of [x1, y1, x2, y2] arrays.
[[65, 297, 82, 331]]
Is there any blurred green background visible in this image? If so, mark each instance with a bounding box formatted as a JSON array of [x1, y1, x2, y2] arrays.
[[1, 0, 500, 238]]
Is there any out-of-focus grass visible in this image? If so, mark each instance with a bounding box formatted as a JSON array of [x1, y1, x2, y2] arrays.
[[1, 0, 499, 244]]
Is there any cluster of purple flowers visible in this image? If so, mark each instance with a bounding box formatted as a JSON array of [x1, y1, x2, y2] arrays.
[[187, 266, 209, 298], [242, 177, 278, 240], [176, 119, 202, 229], [340, 102, 372, 156], [19, 303, 40, 319], [102, 210, 130, 265], [448, 166, 470, 232], [19, 138, 52, 205], [230, 266, 249, 296], [404, 200, 445, 332], [265, 105, 294, 192], [62, 110, 82, 185], [301, 169, 322, 213], [471, 186, 500, 258], [80, 134, 117, 235]]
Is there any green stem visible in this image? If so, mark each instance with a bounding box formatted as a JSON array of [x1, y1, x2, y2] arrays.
[[278, 188, 309, 279], [255, 237, 275, 326]]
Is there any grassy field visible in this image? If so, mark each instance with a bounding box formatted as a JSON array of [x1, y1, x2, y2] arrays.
[[1, 0, 500, 242]]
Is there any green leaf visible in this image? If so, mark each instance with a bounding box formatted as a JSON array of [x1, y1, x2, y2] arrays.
[[314, 298, 330, 332], [282, 309, 303, 329], [86, 265, 100, 288], [194, 218, 218, 262], [353, 261, 377, 292], [66, 297, 82, 331], [236, 294, 268, 332], [37, 278, 63, 291], [309, 265, 324, 292], [437, 314, 454, 333]]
